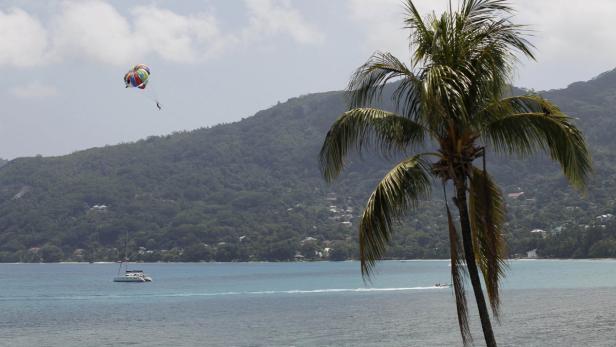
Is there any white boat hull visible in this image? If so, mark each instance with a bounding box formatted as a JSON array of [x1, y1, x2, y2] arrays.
[[113, 271, 152, 283], [113, 276, 147, 282]]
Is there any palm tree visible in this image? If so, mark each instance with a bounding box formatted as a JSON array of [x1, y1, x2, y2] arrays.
[[319, 1, 591, 346]]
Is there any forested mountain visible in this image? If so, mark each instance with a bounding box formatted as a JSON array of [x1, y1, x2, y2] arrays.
[[0, 159, 6, 168], [2, 69, 616, 262]]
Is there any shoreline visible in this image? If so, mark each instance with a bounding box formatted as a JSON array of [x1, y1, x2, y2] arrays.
[[3, 258, 616, 265]]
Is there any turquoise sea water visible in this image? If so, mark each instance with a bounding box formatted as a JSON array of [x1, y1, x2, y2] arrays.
[[1, 260, 616, 346]]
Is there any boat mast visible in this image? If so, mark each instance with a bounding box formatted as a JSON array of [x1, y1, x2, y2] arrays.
[[123, 229, 129, 272], [116, 230, 129, 276]]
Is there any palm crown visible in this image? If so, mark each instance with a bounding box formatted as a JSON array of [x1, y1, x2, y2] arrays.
[[319, 0, 591, 345]]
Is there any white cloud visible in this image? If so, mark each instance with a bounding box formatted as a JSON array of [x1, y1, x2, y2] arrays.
[[0, 8, 48, 67], [347, 0, 616, 90], [50, 1, 136, 66], [131, 6, 228, 63], [514, 0, 616, 89], [516, 0, 616, 59], [0, 0, 323, 68], [346, 0, 447, 62], [9, 81, 59, 99], [243, 0, 324, 44], [50, 1, 230, 65]]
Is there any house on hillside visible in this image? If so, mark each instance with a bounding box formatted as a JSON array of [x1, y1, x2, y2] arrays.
[[12, 186, 32, 200], [322, 248, 332, 258], [530, 228, 552, 239], [596, 214, 614, 223], [89, 204, 108, 212], [301, 236, 317, 244]]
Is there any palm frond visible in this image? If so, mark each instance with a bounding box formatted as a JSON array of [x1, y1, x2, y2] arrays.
[[403, 1, 435, 66], [458, 2, 534, 118], [420, 63, 471, 124], [319, 108, 426, 181], [403, 0, 535, 131], [461, 0, 514, 28], [481, 95, 591, 190], [359, 155, 431, 277], [468, 165, 506, 317], [473, 17, 534, 59], [347, 52, 419, 111], [445, 185, 472, 345]]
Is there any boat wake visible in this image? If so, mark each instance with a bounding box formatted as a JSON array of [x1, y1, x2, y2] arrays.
[[0, 286, 449, 301], [174, 286, 447, 297]]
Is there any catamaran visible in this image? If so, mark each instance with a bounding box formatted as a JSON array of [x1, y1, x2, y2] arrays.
[[113, 231, 152, 282], [113, 267, 152, 282]]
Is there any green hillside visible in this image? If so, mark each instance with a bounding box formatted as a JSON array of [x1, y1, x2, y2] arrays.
[[2, 69, 616, 262]]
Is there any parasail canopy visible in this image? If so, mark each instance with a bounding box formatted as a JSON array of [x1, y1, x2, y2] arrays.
[[124, 64, 150, 89]]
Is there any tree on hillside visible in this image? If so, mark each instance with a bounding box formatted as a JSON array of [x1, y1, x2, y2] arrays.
[[40, 244, 64, 263], [319, 1, 591, 346]]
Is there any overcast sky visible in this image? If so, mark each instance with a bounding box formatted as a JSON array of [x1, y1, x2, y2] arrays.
[[1, 0, 614, 159]]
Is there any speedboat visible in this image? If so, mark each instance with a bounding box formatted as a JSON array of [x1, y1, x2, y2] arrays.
[[434, 283, 452, 288], [113, 270, 152, 282]]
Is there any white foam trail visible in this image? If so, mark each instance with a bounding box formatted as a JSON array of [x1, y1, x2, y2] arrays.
[[0, 286, 449, 301], [158, 286, 447, 298]]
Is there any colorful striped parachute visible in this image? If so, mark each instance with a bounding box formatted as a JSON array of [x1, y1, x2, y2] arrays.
[[124, 64, 150, 89]]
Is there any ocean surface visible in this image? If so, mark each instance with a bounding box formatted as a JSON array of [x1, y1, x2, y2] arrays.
[[1, 260, 616, 346]]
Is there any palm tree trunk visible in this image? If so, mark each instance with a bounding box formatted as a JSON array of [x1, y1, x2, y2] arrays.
[[454, 174, 497, 347]]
